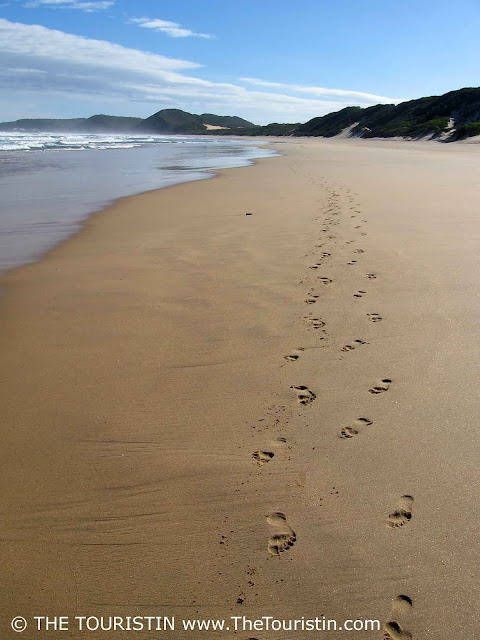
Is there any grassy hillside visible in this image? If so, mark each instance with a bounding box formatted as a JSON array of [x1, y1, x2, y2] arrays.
[[0, 115, 142, 133], [136, 109, 255, 134], [294, 87, 480, 141], [3, 88, 480, 141], [200, 113, 253, 128]]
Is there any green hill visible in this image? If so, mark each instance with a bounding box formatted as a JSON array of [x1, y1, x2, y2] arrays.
[[136, 109, 207, 134], [0, 115, 142, 133], [293, 87, 480, 141], [3, 87, 480, 141], [200, 113, 253, 128], [136, 109, 255, 133], [0, 110, 254, 135]]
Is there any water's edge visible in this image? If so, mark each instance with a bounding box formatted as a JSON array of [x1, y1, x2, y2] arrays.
[[0, 140, 279, 279], [0, 137, 278, 275]]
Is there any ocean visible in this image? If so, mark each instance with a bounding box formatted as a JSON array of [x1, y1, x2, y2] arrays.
[[0, 133, 277, 272]]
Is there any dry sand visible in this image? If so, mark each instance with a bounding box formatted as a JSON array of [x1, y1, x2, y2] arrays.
[[1, 138, 479, 639]]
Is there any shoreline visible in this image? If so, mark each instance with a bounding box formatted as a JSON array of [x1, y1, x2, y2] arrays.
[[0, 137, 276, 275], [1, 138, 479, 638]]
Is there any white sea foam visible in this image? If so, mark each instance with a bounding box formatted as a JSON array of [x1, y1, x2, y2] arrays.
[[0, 132, 252, 152]]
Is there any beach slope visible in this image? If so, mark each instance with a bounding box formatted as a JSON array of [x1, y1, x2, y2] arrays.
[[1, 138, 479, 639]]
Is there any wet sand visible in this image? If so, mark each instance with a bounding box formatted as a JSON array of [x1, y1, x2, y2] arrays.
[[1, 138, 479, 638]]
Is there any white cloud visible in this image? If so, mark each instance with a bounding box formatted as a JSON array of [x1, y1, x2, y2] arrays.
[[129, 17, 212, 39], [24, 0, 114, 11], [0, 19, 404, 124], [240, 77, 403, 105], [0, 19, 200, 72]]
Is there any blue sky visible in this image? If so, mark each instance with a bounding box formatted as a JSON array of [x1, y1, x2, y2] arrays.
[[0, 0, 479, 124]]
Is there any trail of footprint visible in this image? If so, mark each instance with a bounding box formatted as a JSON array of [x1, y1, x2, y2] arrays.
[[388, 496, 414, 528], [290, 385, 316, 405], [367, 313, 382, 323], [384, 595, 413, 639], [267, 512, 296, 556], [369, 378, 392, 394], [340, 417, 372, 438]]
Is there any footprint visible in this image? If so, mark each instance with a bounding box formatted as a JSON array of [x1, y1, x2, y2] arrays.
[[304, 316, 325, 330], [290, 385, 316, 405], [296, 472, 306, 487], [305, 295, 319, 304], [354, 290, 367, 298], [347, 260, 357, 265], [283, 347, 304, 362], [367, 313, 382, 323], [267, 512, 296, 556], [354, 248, 364, 254], [388, 496, 414, 528], [319, 277, 332, 285], [342, 336, 369, 351], [252, 451, 274, 465], [369, 378, 392, 394], [383, 595, 413, 639], [383, 622, 412, 640], [339, 417, 372, 438], [366, 273, 377, 279]]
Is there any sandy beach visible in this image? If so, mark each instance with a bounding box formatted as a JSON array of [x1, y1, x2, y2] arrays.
[[1, 138, 479, 639]]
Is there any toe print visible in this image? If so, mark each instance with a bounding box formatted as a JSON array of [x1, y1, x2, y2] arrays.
[[388, 496, 414, 529], [290, 385, 316, 405], [267, 512, 296, 556], [252, 451, 274, 465], [339, 417, 372, 439]]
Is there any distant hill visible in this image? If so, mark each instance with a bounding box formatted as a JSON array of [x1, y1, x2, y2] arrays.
[[2, 88, 480, 141], [200, 113, 253, 129], [136, 109, 206, 134], [136, 109, 254, 134], [0, 115, 142, 133], [0, 109, 254, 135], [293, 87, 480, 141]]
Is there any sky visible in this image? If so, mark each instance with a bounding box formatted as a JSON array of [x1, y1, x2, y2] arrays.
[[0, 0, 479, 124]]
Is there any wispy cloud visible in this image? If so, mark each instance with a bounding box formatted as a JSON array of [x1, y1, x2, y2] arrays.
[[129, 17, 212, 39], [24, 0, 114, 12], [240, 77, 403, 105], [0, 19, 403, 124]]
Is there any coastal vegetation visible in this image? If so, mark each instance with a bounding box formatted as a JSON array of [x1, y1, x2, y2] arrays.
[[2, 87, 480, 141]]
